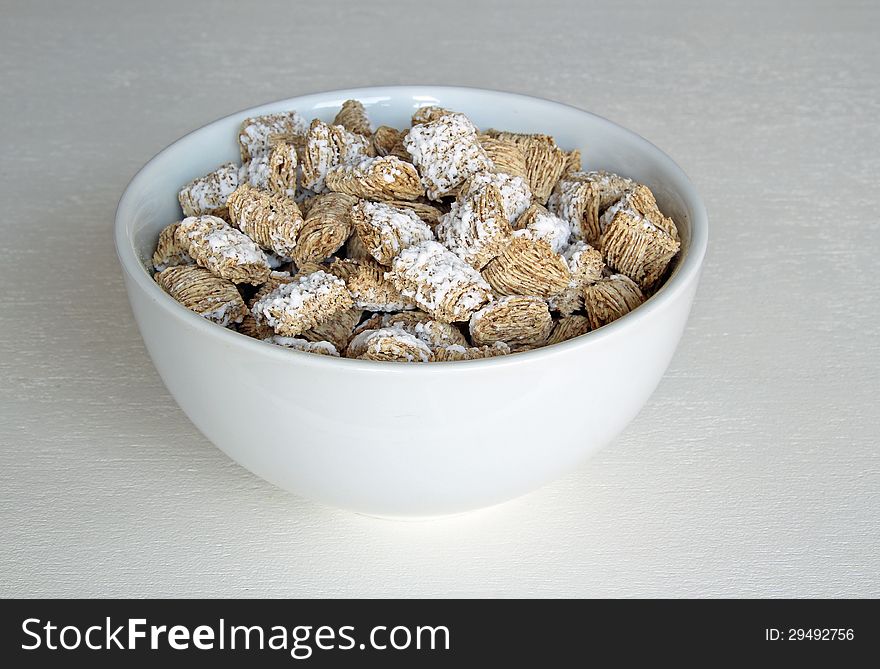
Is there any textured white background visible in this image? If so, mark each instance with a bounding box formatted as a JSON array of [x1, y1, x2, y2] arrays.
[[1, 0, 878, 598]]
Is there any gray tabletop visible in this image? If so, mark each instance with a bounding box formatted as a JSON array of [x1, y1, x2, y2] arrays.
[[2, 0, 878, 598]]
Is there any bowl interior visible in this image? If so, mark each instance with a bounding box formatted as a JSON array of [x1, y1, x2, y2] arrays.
[[118, 86, 706, 343]]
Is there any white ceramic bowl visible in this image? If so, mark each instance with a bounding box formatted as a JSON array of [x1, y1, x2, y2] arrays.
[[116, 86, 708, 518]]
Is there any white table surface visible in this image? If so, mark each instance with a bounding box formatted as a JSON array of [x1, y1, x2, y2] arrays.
[[2, 0, 878, 598]]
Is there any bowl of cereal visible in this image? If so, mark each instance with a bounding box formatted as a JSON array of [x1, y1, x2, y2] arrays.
[[115, 86, 707, 518]]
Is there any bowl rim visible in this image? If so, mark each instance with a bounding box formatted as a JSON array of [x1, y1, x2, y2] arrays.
[[115, 84, 708, 374]]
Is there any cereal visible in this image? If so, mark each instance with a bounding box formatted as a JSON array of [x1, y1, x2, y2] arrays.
[[325, 156, 423, 201], [483, 130, 567, 203], [158, 100, 680, 360], [546, 314, 591, 345], [600, 198, 681, 291], [387, 240, 493, 323], [293, 192, 357, 265], [176, 215, 270, 285], [548, 171, 637, 245], [469, 296, 553, 351], [239, 111, 308, 163], [155, 265, 247, 327], [433, 341, 511, 361], [481, 234, 570, 299], [411, 106, 455, 126], [513, 203, 571, 254], [582, 274, 645, 330], [298, 193, 319, 218], [549, 241, 605, 315], [350, 200, 434, 266], [342, 230, 374, 262], [355, 311, 469, 349], [599, 185, 680, 290], [436, 182, 512, 270], [240, 151, 271, 189], [333, 99, 372, 137], [301, 119, 374, 193], [524, 141, 568, 204], [178, 162, 239, 219], [563, 149, 582, 175], [249, 270, 298, 307], [301, 307, 362, 351], [329, 257, 414, 312], [403, 113, 493, 200], [237, 312, 274, 340], [378, 200, 444, 227], [251, 269, 353, 337], [459, 172, 531, 223], [265, 141, 298, 199], [295, 262, 330, 278], [226, 183, 304, 258], [372, 126, 410, 160], [346, 326, 434, 362], [484, 129, 556, 148], [478, 135, 528, 181], [265, 336, 340, 356], [152, 222, 193, 271]]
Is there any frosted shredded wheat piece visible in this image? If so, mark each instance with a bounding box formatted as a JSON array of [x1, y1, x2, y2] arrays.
[[469, 295, 553, 351], [547, 315, 591, 345], [582, 274, 645, 330], [350, 200, 434, 266], [524, 141, 568, 204], [325, 156, 423, 201], [411, 106, 456, 126], [354, 311, 468, 349], [237, 312, 274, 340], [478, 135, 529, 181], [437, 182, 512, 270], [484, 129, 557, 147], [483, 130, 567, 203], [301, 307, 362, 351], [563, 149, 582, 175], [379, 200, 444, 227], [548, 171, 637, 245], [293, 192, 357, 265], [298, 193, 319, 218], [248, 270, 298, 308], [255, 268, 361, 348], [155, 265, 247, 327], [301, 119, 374, 193], [265, 336, 340, 356], [178, 162, 239, 219], [251, 269, 353, 337], [481, 234, 570, 300], [346, 326, 434, 362], [372, 126, 410, 160], [333, 99, 372, 137], [239, 111, 308, 163], [599, 185, 680, 290], [387, 241, 493, 323], [513, 203, 571, 254], [342, 230, 374, 262], [329, 258, 414, 312], [403, 113, 493, 200], [152, 222, 193, 271], [226, 184, 303, 258], [549, 241, 605, 315], [459, 172, 532, 223], [265, 141, 298, 199], [241, 151, 272, 189], [433, 341, 511, 361], [176, 215, 270, 285]]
